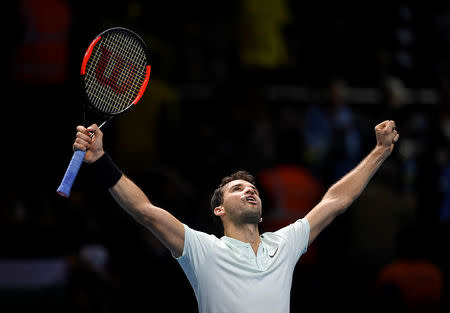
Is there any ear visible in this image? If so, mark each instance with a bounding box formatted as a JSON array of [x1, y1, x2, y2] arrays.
[[214, 206, 225, 217]]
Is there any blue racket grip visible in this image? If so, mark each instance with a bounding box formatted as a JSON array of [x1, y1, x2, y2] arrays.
[[57, 150, 86, 197]]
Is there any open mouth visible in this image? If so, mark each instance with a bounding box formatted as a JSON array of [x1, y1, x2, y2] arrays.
[[246, 195, 257, 204]]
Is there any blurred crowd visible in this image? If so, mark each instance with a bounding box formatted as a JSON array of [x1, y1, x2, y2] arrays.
[[2, 1, 450, 312]]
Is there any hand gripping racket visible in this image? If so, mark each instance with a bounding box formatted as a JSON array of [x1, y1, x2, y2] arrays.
[[57, 27, 151, 197]]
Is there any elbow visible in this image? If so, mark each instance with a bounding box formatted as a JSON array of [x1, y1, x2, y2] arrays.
[[133, 204, 159, 226], [324, 194, 353, 216], [337, 196, 354, 214], [325, 186, 356, 215]]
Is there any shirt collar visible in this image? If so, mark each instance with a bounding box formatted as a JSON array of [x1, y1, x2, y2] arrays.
[[221, 236, 252, 247]]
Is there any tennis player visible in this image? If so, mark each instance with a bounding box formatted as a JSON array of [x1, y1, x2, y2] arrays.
[[73, 120, 399, 313]]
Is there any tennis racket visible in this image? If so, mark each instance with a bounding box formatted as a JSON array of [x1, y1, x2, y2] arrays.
[[57, 27, 151, 197]]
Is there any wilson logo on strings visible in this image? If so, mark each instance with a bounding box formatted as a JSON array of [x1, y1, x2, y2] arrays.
[[95, 46, 137, 94]]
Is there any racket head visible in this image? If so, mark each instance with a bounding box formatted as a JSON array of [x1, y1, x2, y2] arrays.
[[80, 27, 151, 116]]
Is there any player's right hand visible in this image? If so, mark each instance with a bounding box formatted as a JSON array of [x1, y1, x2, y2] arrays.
[[73, 124, 105, 163]]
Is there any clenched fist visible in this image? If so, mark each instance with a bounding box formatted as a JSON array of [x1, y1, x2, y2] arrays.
[[375, 120, 400, 154], [73, 124, 105, 163]]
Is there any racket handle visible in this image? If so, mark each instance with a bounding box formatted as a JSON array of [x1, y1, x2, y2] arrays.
[[57, 150, 86, 197]]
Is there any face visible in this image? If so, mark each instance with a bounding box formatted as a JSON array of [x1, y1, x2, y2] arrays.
[[219, 179, 262, 225]]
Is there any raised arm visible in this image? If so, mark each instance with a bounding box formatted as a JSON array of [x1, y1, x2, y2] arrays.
[[73, 124, 185, 257], [305, 120, 399, 245]]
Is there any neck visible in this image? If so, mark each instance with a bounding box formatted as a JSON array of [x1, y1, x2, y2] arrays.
[[224, 222, 261, 254]]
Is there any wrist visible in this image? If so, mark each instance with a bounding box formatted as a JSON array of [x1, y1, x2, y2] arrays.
[[374, 144, 391, 160], [92, 150, 105, 163], [89, 152, 123, 189]]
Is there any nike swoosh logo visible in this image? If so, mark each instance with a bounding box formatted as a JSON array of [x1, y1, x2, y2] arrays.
[[269, 247, 278, 258]]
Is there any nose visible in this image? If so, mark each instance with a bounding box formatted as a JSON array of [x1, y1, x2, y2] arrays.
[[244, 187, 255, 195]]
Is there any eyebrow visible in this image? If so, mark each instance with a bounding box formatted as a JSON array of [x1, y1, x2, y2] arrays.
[[229, 183, 259, 194]]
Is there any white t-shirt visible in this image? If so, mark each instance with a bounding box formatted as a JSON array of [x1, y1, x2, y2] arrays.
[[175, 218, 310, 313]]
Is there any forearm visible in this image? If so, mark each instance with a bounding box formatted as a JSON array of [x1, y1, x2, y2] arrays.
[[324, 145, 391, 211], [109, 175, 156, 223], [75, 125, 185, 256], [87, 152, 156, 223], [109, 174, 185, 257], [306, 120, 399, 245]]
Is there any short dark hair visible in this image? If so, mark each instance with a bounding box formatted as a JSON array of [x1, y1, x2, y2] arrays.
[[210, 170, 256, 211]]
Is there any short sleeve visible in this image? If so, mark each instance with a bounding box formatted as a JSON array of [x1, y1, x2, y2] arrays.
[[174, 224, 215, 296], [274, 218, 310, 263]]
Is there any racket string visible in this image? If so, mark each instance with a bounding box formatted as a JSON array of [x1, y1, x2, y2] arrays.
[[84, 30, 147, 114]]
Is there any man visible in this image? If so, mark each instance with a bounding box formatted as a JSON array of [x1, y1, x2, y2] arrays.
[[73, 120, 399, 313]]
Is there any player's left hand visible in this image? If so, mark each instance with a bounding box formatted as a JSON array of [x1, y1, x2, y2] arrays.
[[375, 120, 400, 154]]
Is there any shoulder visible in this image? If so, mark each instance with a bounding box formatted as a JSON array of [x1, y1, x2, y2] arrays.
[[174, 224, 223, 266], [262, 218, 310, 258], [268, 218, 310, 240], [181, 224, 223, 253], [184, 224, 220, 243]]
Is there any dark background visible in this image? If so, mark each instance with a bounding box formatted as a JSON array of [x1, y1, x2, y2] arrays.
[[2, 1, 449, 312]]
